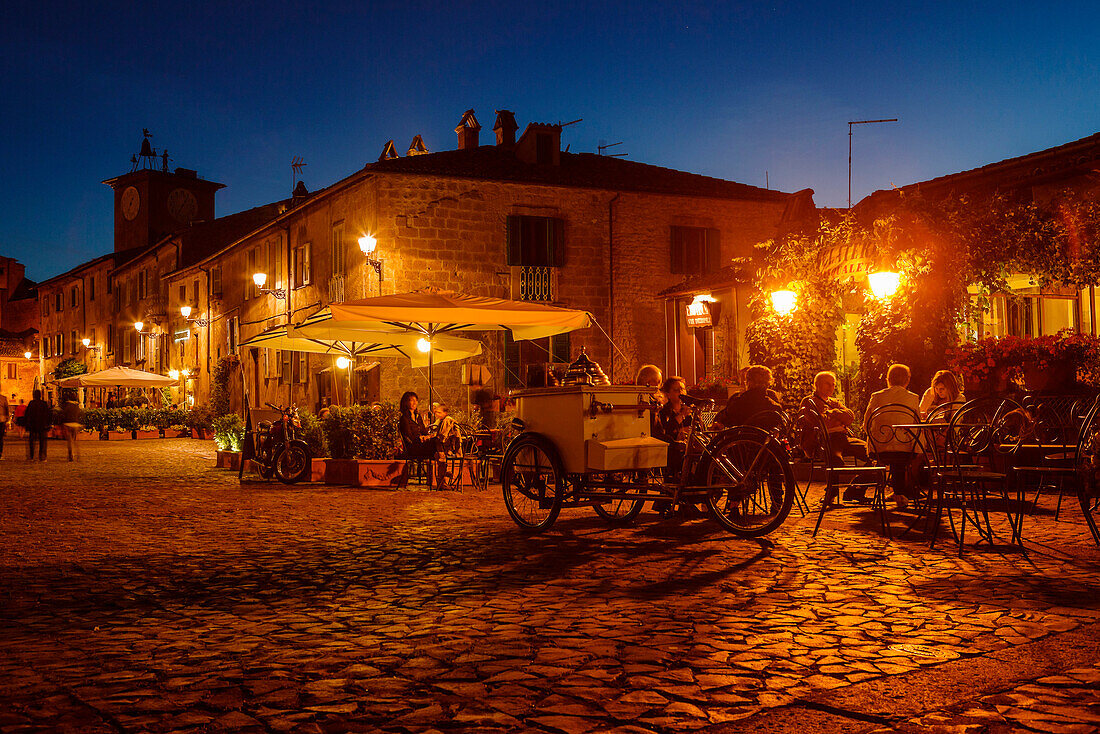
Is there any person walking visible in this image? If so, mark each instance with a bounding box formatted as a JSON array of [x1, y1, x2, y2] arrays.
[[60, 398, 83, 462], [0, 392, 9, 459], [24, 389, 51, 462]]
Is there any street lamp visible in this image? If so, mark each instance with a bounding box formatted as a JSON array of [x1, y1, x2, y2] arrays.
[[252, 272, 286, 300], [24, 351, 32, 360], [358, 234, 383, 296], [81, 337, 100, 352], [180, 305, 210, 327], [770, 290, 797, 316], [867, 271, 901, 300], [134, 321, 155, 335]]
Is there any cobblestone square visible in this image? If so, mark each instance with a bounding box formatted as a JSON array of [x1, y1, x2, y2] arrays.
[[2, 440, 1099, 733]]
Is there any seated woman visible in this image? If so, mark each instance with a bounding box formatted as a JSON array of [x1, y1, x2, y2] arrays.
[[919, 370, 965, 421], [431, 402, 463, 457], [399, 391, 447, 489], [655, 376, 692, 477]]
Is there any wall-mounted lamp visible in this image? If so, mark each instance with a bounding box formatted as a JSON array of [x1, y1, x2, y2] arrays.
[[252, 272, 286, 300], [24, 351, 32, 360], [770, 290, 797, 316], [867, 271, 901, 300], [134, 321, 156, 335], [358, 235, 383, 296], [180, 305, 210, 327], [81, 337, 101, 353]]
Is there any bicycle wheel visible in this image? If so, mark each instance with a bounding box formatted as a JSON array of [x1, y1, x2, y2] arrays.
[[704, 434, 795, 537], [274, 444, 310, 484], [501, 435, 564, 532], [591, 474, 646, 525]]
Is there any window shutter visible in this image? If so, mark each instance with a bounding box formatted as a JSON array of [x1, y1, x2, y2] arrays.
[[504, 332, 521, 388], [670, 227, 684, 273], [705, 229, 721, 272], [506, 216, 521, 265], [298, 353, 308, 384], [550, 332, 570, 363], [281, 350, 292, 385], [550, 218, 565, 267]]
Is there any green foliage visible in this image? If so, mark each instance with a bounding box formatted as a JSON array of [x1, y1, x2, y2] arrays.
[[298, 411, 327, 458], [185, 404, 213, 431], [52, 358, 88, 380], [210, 356, 234, 418], [212, 413, 245, 452], [321, 403, 400, 460]]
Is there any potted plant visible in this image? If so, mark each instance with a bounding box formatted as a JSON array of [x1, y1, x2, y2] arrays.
[[185, 404, 213, 440], [322, 403, 405, 487], [213, 413, 245, 469], [299, 411, 328, 482]]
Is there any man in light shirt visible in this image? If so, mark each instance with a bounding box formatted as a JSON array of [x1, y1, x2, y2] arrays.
[[864, 364, 921, 508]]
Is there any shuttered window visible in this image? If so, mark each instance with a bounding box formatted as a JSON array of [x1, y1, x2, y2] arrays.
[[506, 216, 565, 267], [670, 226, 720, 274]]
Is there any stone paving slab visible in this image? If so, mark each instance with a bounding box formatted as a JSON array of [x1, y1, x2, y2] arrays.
[[1, 441, 1099, 732]]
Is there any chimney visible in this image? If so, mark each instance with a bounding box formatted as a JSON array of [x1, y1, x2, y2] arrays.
[[515, 122, 562, 166], [407, 135, 429, 156], [493, 110, 518, 146], [292, 180, 309, 201], [378, 140, 399, 162], [455, 109, 481, 150]]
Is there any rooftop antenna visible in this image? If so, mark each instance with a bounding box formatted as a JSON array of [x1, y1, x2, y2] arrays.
[[558, 118, 583, 128], [598, 141, 627, 158], [848, 118, 898, 208], [291, 156, 306, 191]]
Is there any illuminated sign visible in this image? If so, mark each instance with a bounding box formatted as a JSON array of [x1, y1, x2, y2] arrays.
[[819, 242, 875, 281], [686, 295, 715, 328]]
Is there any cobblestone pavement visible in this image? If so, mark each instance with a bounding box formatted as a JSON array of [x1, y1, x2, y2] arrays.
[[2, 440, 1100, 733]]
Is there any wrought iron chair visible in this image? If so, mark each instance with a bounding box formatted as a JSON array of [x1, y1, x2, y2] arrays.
[[865, 403, 923, 517]]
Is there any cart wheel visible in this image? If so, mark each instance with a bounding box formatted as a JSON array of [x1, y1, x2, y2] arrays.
[[703, 433, 795, 537], [501, 435, 565, 532], [592, 472, 647, 525]]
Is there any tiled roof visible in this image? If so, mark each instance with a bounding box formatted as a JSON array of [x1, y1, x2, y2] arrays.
[[172, 201, 291, 270], [656, 264, 755, 297], [364, 146, 791, 202]]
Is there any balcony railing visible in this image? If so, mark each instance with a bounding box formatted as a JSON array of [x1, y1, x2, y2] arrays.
[[328, 274, 346, 303], [519, 265, 554, 302]]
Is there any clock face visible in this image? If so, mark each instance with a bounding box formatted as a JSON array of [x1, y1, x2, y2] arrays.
[[167, 188, 199, 223], [121, 186, 140, 221]]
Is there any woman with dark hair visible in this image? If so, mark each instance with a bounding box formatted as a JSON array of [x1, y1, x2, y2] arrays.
[[919, 370, 965, 420], [399, 391, 446, 489]]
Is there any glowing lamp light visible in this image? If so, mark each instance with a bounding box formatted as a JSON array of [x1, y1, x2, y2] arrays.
[[134, 321, 144, 333], [169, 369, 180, 380], [24, 351, 32, 360], [252, 272, 268, 288], [770, 290, 797, 316], [187, 395, 195, 406], [868, 271, 901, 300], [82, 338, 91, 348], [180, 305, 192, 319], [417, 337, 432, 353], [358, 234, 377, 256], [335, 356, 350, 370], [182, 369, 191, 378]]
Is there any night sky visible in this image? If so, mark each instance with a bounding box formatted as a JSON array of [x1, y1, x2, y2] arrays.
[[2, 0, 1097, 282]]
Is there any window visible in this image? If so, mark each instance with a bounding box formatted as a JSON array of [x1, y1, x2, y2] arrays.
[[6, 364, 15, 379], [123, 330, 131, 363], [506, 215, 564, 267], [331, 221, 346, 276], [89, 328, 96, 347], [137, 332, 146, 362], [41, 337, 48, 358], [294, 243, 312, 287], [174, 329, 189, 366], [192, 279, 199, 308], [504, 333, 521, 389], [71, 286, 78, 308], [297, 353, 308, 385], [270, 237, 284, 291], [228, 317, 239, 355], [670, 226, 720, 275], [88, 276, 95, 301], [56, 293, 63, 312], [71, 330, 77, 355], [210, 266, 223, 298], [58, 332, 64, 356], [179, 284, 186, 301], [106, 275, 112, 295], [280, 350, 291, 384], [550, 333, 571, 363], [107, 324, 114, 354], [138, 269, 148, 300]]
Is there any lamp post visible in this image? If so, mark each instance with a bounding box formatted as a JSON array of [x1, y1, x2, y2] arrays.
[[251, 272, 286, 300], [358, 235, 383, 297]]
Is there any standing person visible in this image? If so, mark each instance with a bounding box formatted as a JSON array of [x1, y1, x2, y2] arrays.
[[106, 392, 117, 409], [0, 392, 9, 459], [60, 397, 83, 462], [864, 364, 921, 508], [24, 389, 51, 462]]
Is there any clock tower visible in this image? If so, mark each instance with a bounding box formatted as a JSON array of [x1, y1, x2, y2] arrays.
[[102, 131, 225, 253]]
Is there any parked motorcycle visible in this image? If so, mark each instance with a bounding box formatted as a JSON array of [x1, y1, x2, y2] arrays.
[[246, 403, 311, 484]]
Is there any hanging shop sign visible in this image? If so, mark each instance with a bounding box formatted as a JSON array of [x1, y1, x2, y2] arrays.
[[820, 242, 875, 281], [685, 295, 718, 328]]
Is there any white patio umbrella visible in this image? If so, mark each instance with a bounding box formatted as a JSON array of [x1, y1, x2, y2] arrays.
[[54, 366, 177, 387]]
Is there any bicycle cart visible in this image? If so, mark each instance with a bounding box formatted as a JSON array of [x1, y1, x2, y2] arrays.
[[500, 385, 796, 537]]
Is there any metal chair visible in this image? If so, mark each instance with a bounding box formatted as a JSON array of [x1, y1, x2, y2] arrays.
[[865, 403, 922, 515]]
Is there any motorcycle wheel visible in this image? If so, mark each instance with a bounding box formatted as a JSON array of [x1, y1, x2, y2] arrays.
[[274, 444, 310, 484]]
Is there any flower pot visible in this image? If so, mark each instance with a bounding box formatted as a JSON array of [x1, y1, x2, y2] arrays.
[[324, 458, 407, 487], [134, 430, 160, 440], [76, 431, 98, 441], [215, 450, 242, 470]]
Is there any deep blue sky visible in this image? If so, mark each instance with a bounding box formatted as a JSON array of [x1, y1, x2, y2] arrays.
[[2, 1, 1097, 282]]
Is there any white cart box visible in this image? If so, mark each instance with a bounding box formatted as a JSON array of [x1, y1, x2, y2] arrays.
[[512, 385, 668, 474]]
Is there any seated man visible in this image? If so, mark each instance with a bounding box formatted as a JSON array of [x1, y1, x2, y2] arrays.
[[799, 370, 868, 502], [712, 365, 783, 431], [864, 363, 920, 509]]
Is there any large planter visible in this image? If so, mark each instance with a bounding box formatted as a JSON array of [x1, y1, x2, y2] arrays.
[[310, 458, 327, 483], [215, 450, 242, 470], [133, 430, 160, 440], [76, 431, 98, 441], [324, 458, 406, 487], [1023, 359, 1076, 393]]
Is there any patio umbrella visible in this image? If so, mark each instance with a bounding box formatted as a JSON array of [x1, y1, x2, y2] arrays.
[[295, 291, 593, 395], [54, 366, 177, 388]]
